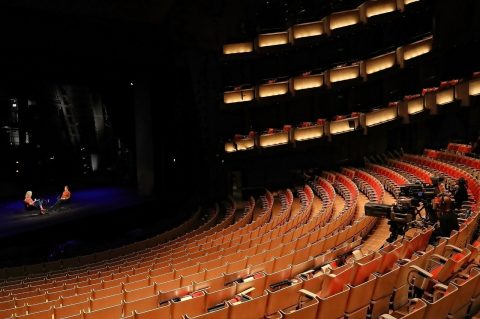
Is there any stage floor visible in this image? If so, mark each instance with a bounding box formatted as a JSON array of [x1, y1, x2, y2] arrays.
[[0, 187, 147, 239], [0, 187, 192, 268]]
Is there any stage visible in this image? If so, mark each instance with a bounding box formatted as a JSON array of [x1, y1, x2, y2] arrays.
[[0, 187, 190, 268], [0, 187, 147, 239]]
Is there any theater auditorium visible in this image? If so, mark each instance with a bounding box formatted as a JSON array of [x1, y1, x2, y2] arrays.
[[0, 0, 480, 318]]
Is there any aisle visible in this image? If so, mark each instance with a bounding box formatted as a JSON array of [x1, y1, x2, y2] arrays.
[[361, 192, 396, 253]]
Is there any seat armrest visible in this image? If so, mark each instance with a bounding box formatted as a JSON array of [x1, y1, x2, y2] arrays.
[[433, 283, 448, 291], [298, 289, 318, 300], [446, 244, 462, 253], [409, 265, 433, 279], [430, 254, 448, 263], [432, 283, 449, 301], [456, 272, 469, 280], [397, 258, 411, 266], [378, 314, 396, 319]]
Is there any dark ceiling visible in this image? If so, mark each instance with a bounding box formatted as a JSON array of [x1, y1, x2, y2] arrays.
[[0, 0, 174, 23], [0, 0, 258, 84], [0, 0, 373, 68]]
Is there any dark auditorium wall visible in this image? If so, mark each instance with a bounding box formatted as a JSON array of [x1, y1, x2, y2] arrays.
[[433, 0, 480, 78]]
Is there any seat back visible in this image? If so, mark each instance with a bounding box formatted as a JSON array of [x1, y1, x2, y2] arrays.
[[14, 307, 53, 319], [54, 300, 90, 319], [378, 243, 402, 274], [450, 268, 480, 315], [171, 291, 206, 319], [319, 265, 353, 297], [265, 280, 302, 315], [279, 297, 318, 319], [227, 291, 268, 319], [124, 295, 159, 317], [83, 303, 123, 319], [422, 283, 458, 319], [133, 303, 171, 319], [184, 304, 229, 319], [351, 253, 382, 286]]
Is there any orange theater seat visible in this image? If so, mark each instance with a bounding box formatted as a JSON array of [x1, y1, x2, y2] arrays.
[[233, 134, 244, 141], [300, 122, 313, 127]]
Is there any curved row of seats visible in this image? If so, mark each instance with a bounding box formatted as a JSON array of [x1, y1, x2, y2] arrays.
[[351, 168, 385, 204], [291, 169, 434, 318], [0, 205, 214, 279], [365, 163, 409, 197], [388, 155, 480, 318], [386, 159, 432, 184], [0, 179, 368, 318], [0, 193, 264, 289], [0, 188, 312, 318], [0, 154, 478, 319], [447, 143, 473, 154], [3, 198, 270, 316], [0, 200, 251, 289], [309, 177, 336, 218], [354, 159, 479, 318], [424, 149, 480, 179], [403, 154, 480, 209], [332, 173, 360, 223], [277, 190, 294, 219]]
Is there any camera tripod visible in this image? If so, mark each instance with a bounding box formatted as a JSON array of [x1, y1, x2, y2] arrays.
[[386, 204, 430, 243]]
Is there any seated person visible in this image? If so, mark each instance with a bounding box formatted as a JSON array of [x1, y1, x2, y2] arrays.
[[435, 178, 448, 196], [24, 191, 47, 214], [472, 135, 480, 155], [50, 186, 71, 211], [453, 177, 469, 209], [435, 195, 459, 237], [428, 178, 449, 223]]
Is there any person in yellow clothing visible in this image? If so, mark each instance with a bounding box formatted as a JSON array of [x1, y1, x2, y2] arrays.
[[50, 185, 71, 211]]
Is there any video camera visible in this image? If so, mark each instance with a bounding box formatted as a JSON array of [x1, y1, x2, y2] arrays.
[[398, 183, 436, 206], [365, 202, 416, 224], [365, 201, 424, 242], [364, 178, 446, 242]]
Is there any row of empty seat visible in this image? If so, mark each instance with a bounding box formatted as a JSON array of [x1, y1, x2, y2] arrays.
[[0, 152, 479, 319], [424, 149, 480, 179], [447, 143, 473, 154], [0, 176, 367, 319]]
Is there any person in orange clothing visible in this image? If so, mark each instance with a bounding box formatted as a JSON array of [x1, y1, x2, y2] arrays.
[[50, 185, 71, 211], [24, 191, 47, 214]]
